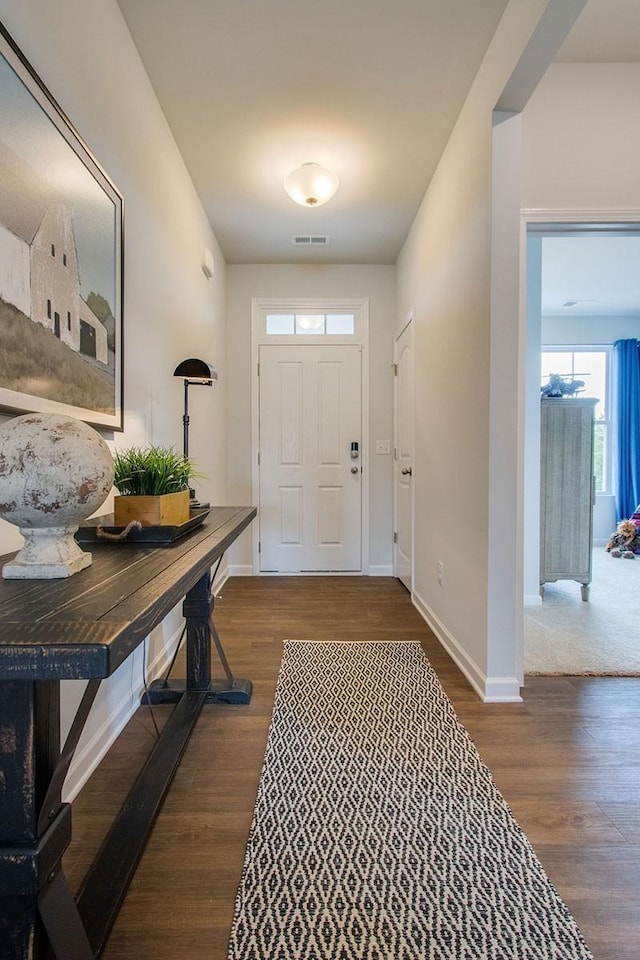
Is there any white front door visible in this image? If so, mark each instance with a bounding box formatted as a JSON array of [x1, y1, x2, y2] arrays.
[[394, 319, 413, 590], [259, 344, 362, 572]]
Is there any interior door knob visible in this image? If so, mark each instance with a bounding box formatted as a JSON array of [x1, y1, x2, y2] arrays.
[[351, 465, 359, 474], [401, 467, 412, 476]]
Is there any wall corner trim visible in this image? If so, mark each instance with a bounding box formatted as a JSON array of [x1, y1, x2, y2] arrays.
[[411, 590, 522, 703], [522, 207, 640, 226]]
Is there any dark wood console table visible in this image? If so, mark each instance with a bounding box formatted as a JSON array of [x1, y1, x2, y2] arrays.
[[0, 505, 256, 960]]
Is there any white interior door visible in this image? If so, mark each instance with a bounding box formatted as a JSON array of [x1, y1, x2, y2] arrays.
[[394, 319, 414, 590], [259, 344, 362, 572]]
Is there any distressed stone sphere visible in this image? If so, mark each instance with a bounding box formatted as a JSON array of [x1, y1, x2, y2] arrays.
[[0, 413, 114, 578], [0, 413, 113, 527]]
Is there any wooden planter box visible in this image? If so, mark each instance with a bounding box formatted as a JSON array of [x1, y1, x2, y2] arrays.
[[113, 489, 190, 527]]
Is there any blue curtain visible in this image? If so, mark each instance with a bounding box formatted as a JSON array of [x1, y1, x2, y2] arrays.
[[615, 338, 640, 519]]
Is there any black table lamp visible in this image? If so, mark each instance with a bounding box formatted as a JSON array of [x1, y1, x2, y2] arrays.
[[173, 358, 217, 508]]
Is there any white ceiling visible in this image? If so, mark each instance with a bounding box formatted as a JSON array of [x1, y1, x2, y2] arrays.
[[116, 0, 640, 267], [541, 0, 640, 322], [116, 0, 509, 264], [542, 236, 640, 319], [555, 0, 640, 61]]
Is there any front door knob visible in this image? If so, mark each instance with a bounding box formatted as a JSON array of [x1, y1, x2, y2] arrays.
[[351, 465, 359, 474]]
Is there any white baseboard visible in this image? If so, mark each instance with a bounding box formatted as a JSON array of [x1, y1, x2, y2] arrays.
[[482, 677, 523, 702], [368, 565, 394, 577], [213, 562, 229, 590], [228, 565, 395, 577], [411, 589, 522, 703], [228, 564, 254, 576], [524, 593, 543, 607]]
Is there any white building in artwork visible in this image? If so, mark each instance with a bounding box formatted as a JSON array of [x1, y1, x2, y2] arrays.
[[0, 221, 30, 316], [0, 202, 108, 364]]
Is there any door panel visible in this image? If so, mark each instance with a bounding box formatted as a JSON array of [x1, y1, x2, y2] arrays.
[[318, 486, 343, 544], [280, 486, 303, 543], [279, 363, 302, 463], [318, 363, 342, 463], [259, 344, 362, 572]]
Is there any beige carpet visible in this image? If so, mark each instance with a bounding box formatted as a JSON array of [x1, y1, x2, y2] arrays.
[[525, 547, 640, 675]]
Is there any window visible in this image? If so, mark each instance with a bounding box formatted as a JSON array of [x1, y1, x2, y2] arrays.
[[51, 243, 55, 257], [265, 312, 355, 337], [327, 314, 355, 335], [541, 347, 611, 493], [46, 298, 51, 319], [67, 311, 71, 331], [63, 253, 67, 266]]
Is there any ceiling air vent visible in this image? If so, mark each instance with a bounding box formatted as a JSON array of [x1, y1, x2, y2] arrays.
[[292, 234, 330, 246]]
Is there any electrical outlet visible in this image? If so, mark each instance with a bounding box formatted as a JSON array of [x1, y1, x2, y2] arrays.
[[437, 560, 445, 587], [375, 440, 390, 455]]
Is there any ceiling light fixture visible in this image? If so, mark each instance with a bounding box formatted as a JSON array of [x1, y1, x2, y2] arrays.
[[284, 162, 339, 207], [296, 314, 325, 331]]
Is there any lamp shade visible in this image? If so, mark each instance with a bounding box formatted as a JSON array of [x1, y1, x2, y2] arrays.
[[173, 358, 217, 382], [284, 163, 339, 207]]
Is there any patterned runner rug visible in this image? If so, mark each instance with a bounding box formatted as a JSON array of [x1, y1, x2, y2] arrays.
[[228, 641, 593, 959]]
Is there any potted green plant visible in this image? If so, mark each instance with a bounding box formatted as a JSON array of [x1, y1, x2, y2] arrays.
[[112, 445, 198, 526]]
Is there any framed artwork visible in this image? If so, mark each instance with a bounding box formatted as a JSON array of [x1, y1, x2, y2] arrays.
[[0, 23, 124, 431]]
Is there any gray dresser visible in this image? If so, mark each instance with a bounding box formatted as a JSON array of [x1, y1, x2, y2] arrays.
[[540, 397, 597, 601]]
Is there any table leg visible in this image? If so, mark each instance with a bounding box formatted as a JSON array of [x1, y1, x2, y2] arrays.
[[145, 568, 252, 705], [76, 690, 207, 956], [0, 680, 94, 960]]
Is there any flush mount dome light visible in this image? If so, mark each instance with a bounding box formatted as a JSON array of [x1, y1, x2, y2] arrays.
[[296, 314, 325, 331], [284, 163, 339, 207]]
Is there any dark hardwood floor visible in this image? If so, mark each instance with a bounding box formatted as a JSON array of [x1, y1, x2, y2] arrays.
[[65, 577, 640, 960]]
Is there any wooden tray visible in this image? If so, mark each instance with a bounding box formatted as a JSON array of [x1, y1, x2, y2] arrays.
[[75, 507, 210, 544]]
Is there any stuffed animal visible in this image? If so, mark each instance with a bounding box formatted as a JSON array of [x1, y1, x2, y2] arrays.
[[606, 519, 640, 558], [540, 373, 585, 398]]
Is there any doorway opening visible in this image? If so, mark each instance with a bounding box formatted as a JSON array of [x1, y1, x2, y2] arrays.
[[523, 220, 640, 675]]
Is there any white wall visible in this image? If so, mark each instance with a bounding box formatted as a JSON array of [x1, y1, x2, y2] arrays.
[[226, 264, 396, 573], [523, 63, 640, 211], [543, 316, 640, 345], [394, 0, 560, 701], [0, 0, 228, 797]]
